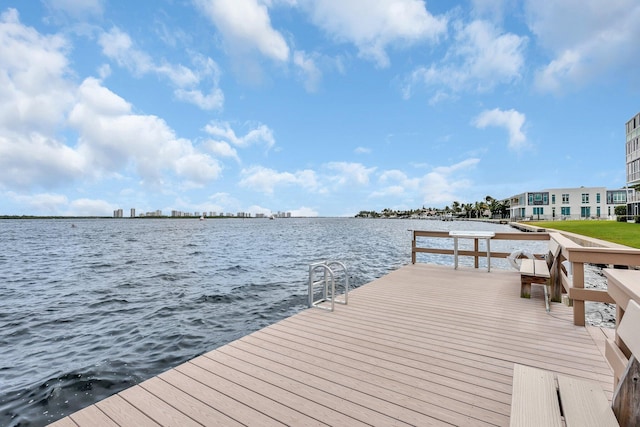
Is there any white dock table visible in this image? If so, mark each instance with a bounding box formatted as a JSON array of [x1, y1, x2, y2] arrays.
[[449, 231, 495, 272]]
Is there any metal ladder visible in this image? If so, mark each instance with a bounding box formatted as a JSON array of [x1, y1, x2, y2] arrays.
[[308, 261, 349, 311]]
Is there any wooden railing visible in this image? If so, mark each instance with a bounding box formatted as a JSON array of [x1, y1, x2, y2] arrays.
[[411, 230, 550, 266], [411, 229, 640, 326], [549, 232, 640, 325]]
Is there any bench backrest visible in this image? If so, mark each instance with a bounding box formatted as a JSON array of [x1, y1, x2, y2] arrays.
[[612, 299, 640, 427], [617, 299, 640, 360]]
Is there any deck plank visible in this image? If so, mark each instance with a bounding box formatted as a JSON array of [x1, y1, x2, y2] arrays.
[[50, 263, 614, 427], [68, 405, 119, 427], [95, 394, 160, 427], [175, 360, 326, 426], [204, 348, 417, 426], [157, 369, 285, 426], [138, 376, 244, 426]]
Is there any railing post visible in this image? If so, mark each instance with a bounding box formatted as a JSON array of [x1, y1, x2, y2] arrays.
[[412, 231, 416, 264], [572, 261, 585, 326], [474, 238, 479, 269]]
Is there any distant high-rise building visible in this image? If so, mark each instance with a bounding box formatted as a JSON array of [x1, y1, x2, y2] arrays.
[[113, 209, 123, 218], [130, 208, 135, 218]]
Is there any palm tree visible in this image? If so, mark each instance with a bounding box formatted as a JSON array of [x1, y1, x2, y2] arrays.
[[474, 201, 487, 218], [452, 201, 461, 217], [463, 203, 473, 218]]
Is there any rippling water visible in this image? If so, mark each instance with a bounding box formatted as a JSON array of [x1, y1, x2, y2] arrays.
[[0, 218, 612, 426]]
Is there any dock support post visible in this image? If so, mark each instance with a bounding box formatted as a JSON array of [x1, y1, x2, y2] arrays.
[[572, 261, 585, 326]]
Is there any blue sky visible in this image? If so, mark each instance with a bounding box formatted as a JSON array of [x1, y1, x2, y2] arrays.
[[1, 0, 639, 217]]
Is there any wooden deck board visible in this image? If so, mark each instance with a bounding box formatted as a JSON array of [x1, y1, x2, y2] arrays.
[[68, 405, 119, 427], [224, 334, 505, 425], [94, 394, 160, 427], [50, 263, 614, 426]]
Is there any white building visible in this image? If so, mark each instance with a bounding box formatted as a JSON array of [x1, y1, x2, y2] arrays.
[[626, 112, 640, 216], [509, 187, 628, 221]]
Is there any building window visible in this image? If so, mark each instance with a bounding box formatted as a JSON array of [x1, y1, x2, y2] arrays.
[[581, 206, 591, 218], [552, 194, 556, 204], [597, 206, 601, 217], [561, 207, 571, 216], [529, 192, 549, 205], [596, 193, 601, 203], [607, 190, 627, 204], [533, 207, 544, 216], [582, 193, 589, 203], [562, 194, 569, 204]]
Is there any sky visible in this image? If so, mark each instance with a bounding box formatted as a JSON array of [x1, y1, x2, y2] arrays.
[[1, 0, 640, 217]]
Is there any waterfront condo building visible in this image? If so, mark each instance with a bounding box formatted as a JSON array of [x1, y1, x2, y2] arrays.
[[509, 187, 627, 221], [626, 112, 640, 215]]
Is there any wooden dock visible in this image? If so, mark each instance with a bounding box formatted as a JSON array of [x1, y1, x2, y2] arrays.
[[50, 264, 614, 426]]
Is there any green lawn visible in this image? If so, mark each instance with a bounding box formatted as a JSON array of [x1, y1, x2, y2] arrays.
[[527, 220, 640, 249]]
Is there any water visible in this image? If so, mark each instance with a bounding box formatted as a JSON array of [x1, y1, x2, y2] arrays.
[[0, 218, 612, 426]]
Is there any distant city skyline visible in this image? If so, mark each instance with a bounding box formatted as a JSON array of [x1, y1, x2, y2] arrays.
[[1, 1, 640, 217], [112, 208, 292, 218]]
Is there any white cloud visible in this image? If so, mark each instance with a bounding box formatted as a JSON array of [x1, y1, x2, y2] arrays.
[[182, 192, 242, 214], [67, 198, 113, 216], [204, 121, 275, 149], [6, 191, 69, 214], [175, 153, 222, 187], [0, 133, 86, 189], [370, 185, 406, 198], [379, 169, 412, 185], [68, 77, 221, 187], [99, 27, 152, 75], [299, 0, 447, 67], [325, 162, 376, 186], [5, 193, 116, 217], [421, 158, 480, 205], [471, 0, 510, 22], [0, 9, 85, 189], [0, 9, 74, 135], [354, 146, 371, 154], [195, 0, 290, 62], [175, 88, 224, 110], [289, 206, 319, 217], [473, 108, 527, 151], [371, 169, 419, 198], [404, 19, 526, 101], [239, 166, 317, 194], [99, 27, 223, 110], [293, 50, 322, 92], [44, 0, 104, 20], [206, 140, 240, 163], [526, 0, 640, 92]]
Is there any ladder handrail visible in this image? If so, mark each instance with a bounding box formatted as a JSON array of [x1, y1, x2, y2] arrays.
[[308, 260, 348, 311]]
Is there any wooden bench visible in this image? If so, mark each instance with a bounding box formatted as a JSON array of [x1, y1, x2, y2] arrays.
[[605, 298, 640, 427], [520, 259, 551, 298], [510, 364, 618, 427], [519, 239, 560, 310], [511, 299, 640, 427]]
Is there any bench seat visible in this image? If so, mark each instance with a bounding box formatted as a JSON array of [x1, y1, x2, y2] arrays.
[[520, 259, 550, 299], [510, 364, 618, 427]]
